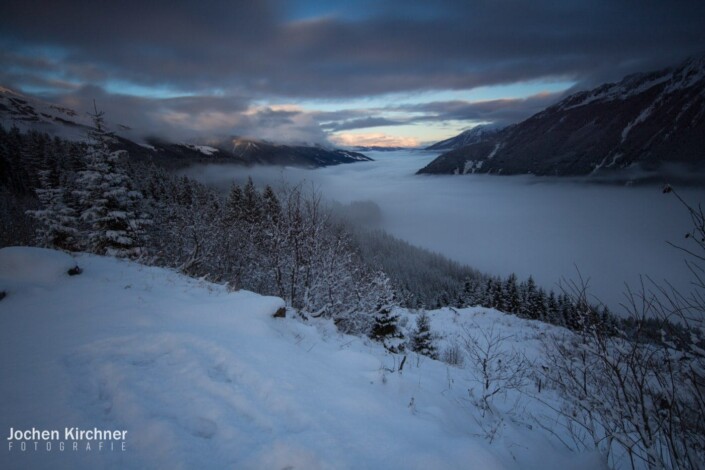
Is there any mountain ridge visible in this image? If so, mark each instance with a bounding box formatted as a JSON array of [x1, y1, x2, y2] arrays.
[[425, 124, 503, 151], [418, 56, 705, 178], [0, 87, 371, 169]]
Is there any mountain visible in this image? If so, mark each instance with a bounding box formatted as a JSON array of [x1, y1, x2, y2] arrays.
[[0, 86, 96, 141], [424, 124, 503, 151], [0, 87, 371, 168], [229, 137, 371, 167], [418, 56, 705, 177]]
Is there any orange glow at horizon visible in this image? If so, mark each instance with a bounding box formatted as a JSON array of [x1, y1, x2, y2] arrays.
[[331, 132, 420, 148]]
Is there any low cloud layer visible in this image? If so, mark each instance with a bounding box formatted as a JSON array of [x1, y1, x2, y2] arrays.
[[183, 151, 699, 310]]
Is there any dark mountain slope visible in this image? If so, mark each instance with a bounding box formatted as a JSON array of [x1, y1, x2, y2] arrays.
[[419, 56, 705, 177]]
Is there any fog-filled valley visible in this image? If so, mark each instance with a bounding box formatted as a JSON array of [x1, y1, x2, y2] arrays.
[[185, 150, 699, 310], [4, 2, 705, 468]]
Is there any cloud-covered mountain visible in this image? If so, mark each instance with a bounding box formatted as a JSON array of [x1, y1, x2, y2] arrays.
[[0, 87, 371, 168], [418, 56, 705, 178], [228, 137, 371, 167]]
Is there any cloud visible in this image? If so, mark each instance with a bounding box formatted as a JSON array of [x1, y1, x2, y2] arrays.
[[397, 92, 565, 127], [322, 116, 404, 131], [2, 1, 704, 141], [2, 0, 704, 99], [46, 85, 328, 144], [181, 151, 699, 310]]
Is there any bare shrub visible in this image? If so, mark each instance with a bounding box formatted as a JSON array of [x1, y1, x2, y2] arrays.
[[461, 322, 528, 414], [441, 341, 465, 367]]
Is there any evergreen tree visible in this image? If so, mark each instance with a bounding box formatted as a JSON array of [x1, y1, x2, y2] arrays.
[[75, 104, 150, 258], [490, 278, 506, 310], [177, 176, 194, 206], [241, 177, 262, 224], [27, 169, 79, 251], [369, 273, 404, 352], [225, 183, 243, 222], [6, 126, 31, 193], [521, 276, 540, 319], [504, 273, 520, 313], [410, 311, 437, 359], [546, 291, 561, 325], [262, 185, 280, 224], [535, 288, 548, 321], [461, 278, 476, 307]]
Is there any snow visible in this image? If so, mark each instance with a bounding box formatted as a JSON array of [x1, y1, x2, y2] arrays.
[[562, 57, 705, 111], [340, 151, 371, 161], [621, 103, 656, 142], [563, 73, 673, 110], [182, 144, 219, 156], [0, 247, 605, 469], [463, 160, 484, 174], [486, 142, 502, 159], [0, 246, 76, 287]]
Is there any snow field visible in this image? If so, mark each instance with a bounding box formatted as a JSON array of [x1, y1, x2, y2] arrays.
[[0, 247, 604, 469]]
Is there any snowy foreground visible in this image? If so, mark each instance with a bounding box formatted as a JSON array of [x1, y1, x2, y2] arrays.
[[0, 247, 604, 469]]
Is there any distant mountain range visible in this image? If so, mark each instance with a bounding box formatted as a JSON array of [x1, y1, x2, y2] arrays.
[[0, 87, 371, 169], [228, 138, 371, 166], [419, 56, 705, 178]]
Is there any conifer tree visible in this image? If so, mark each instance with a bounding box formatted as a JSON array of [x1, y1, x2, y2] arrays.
[[369, 273, 404, 352], [75, 103, 150, 258], [262, 185, 280, 224], [225, 183, 243, 222], [241, 177, 262, 224], [410, 311, 437, 359], [27, 169, 79, 251], [504, 273, 520, 313], [521, 275, 540, 319], [546, 291, 561, 325]]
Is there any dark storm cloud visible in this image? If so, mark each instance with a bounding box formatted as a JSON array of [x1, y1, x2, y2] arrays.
[[44, 85, 327, 144], [396, 92, 566, 127], [2, 0, 705, 142], [318, 92, 563, 132], [2, 0, 705, 98]]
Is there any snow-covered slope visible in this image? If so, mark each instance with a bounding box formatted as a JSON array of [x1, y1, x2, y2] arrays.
[[0, 87, 96, 141], [0, 247, 603, 469]]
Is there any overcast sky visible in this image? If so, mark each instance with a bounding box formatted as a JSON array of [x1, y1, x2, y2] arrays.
[[2, 0, 704, 146]]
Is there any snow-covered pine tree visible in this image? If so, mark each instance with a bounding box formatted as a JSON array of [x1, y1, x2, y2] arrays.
[[410, 311, 437, 359], [504, 273, 520, 314], [262, 185, 280, 225], [225, 183, 243, 223], [242, 177, 262, 224], [27, 168, 79, 251], [75, 103, 150, 258], [496, 278, 509, 311], [546, 291, 561, 325], [369, 272, 404, 352], [520, 276, 546, 320]]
